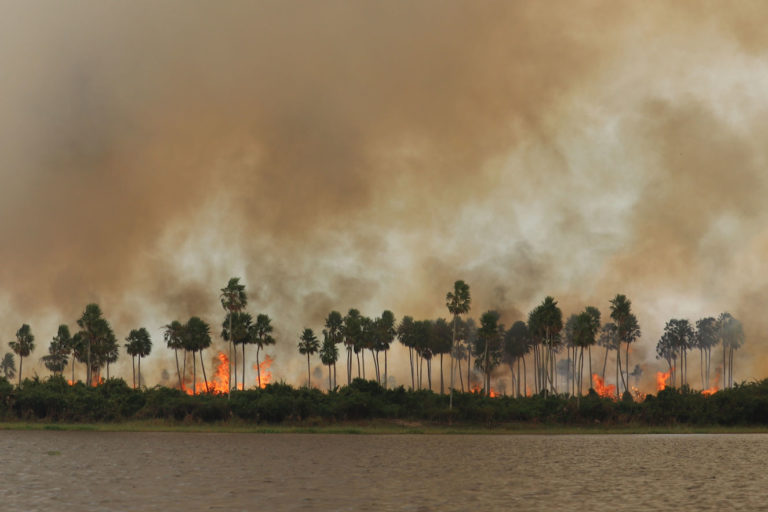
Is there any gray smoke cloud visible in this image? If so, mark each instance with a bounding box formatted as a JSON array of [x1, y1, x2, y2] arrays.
[[1, 1, 767, 390]]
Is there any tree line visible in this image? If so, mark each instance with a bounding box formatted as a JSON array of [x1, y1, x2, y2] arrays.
[[2, 278, 746, 399]]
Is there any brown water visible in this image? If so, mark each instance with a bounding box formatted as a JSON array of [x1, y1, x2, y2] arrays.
[[0, 432, 766, 511]]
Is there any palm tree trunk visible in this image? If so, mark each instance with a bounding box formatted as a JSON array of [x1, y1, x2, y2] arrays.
[[440, 353, 444, 395], [523, 355, 527, 396], [200, 349, 209, 392], [333, 361, 337, 388], [356, 352, 361, 379], [86, 340, 91, 387], [228, 315, 233, 397], [427, 358, 432, 391], [18, 356, 22, 388], [138, 356, 141, 389], [192, 351, 197, 395], [132, 355, 136, 389], [361, 350, 365, 380], [183, 350, 188, 391], [409, 347, 414, 390], [243, 344, 247, 390], [625, 342, 630, 394], [328, 364, 332, 391], [457, 356, 464, 392], [233, 342, 238, 390], [257, 346, 262, 388], [71, 356, 75, 384], [307, 353, 311, 388], [384, 350, 388, 389], [602, 346, 609, 380], [450, 315, 457, 408], [174, 349, 182, 390]]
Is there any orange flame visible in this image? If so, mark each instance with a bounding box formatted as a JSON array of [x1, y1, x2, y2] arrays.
[[254, 355, 273, 388], [470, 383, 498, 397], [656, 369, 672, 391], [702, 368, 721, 396], [591, 373, 616, 399]]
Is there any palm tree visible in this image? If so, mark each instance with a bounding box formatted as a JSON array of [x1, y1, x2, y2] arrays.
[[125, 328, 151, 389], [222, 312, 253, 390], [476, 311, 503, 395], [103, 332, 119, 380], [41, 338, 68, 376], [719, 312, 744, 388], [504, 321, 530, 397], [376, 310, 396, 388], [528, 297, 563, 393], [431, 318, 453, 394], [0, 353, 15, 381], [446, 280, 471, 408], [9, 324, 34, 387], [125, 334, 139, 388], [220, 277, 247, 394], [50, 325, 72, 380], [324, 311, 343, 388], [584, 306, 601, 386], [250, 313, 275, 388], [298, 328, 320, 388], [319, 330, 339, 391], [77, 303, 105, 386], [695, 317, 718, 389], [610, 294, 641, 396], [397, 316, 416, 390], [342, 309, 362, 383], [572, 310, 598, 399], [185, 317, 212, 394], [163, 320, 185, 389]]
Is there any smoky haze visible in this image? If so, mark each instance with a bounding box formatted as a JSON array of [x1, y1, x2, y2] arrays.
[[1, 2, 767, 390]]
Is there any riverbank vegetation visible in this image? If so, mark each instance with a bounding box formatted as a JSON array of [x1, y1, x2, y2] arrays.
[[3, 376, 768, 428]]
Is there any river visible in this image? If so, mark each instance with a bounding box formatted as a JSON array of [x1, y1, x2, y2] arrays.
[[0, 431, 763, 511]]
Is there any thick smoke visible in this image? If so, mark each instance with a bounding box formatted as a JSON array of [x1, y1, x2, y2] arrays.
[[1, 2, 767, 389]]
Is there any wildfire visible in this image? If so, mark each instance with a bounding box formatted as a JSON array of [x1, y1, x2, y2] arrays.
[[702, 369, 721, 396], [469, 384, 499, 397], [656, 369, 672, 391], [591, 373, 616, 399], [66, 377, 103, 387], [254, 355, 273, 388]]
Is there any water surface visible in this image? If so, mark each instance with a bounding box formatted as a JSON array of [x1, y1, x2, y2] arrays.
[[0, 432, 765, 511]]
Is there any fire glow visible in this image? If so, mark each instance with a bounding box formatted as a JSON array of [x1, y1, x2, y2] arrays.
[[591, 373, 616, 399], [183, 351, 274, 395], [656, 369, 672, 391]]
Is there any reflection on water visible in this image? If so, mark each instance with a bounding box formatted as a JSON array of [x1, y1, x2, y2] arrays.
[[0, 431, 763, 511]]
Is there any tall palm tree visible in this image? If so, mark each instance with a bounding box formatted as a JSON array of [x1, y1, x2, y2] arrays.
[[446, 280, 471, 408], [610, 294, 641, 396], [477, 311, 503, 395], [397, 316, 416, 390], [9, 324, 34, 387], [695, 317, 718, 389], [48, 325, 72, 379], [220, 277, 247, 394], [572, 310, 598, 399], [342, 309, 362, 383], [324, 311, 343, 388], [250, 313, 275, 388], [222, 312, 253, 390], [298, 328, 320, 388], [528, 297, 563, 393], [376, 310, 396, 388], [163, 320, 185, 389], [504, 320, 530, 397], [719, 312, 744, 388], [431, 318, 453, 394], [103, 332, 119, 380], [319, 330, 339, 391], [185, 317, 212, 394], [77, 303, 105, 386], [125, 328, 151, 389]]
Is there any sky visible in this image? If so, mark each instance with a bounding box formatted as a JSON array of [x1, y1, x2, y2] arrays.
[[1, 1, 768, 391]]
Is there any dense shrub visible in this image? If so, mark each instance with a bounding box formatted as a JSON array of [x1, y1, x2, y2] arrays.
[[4, 376, 768, 426]]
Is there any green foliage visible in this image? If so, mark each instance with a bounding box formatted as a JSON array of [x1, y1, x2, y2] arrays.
[[3, 375, 768, 427]]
